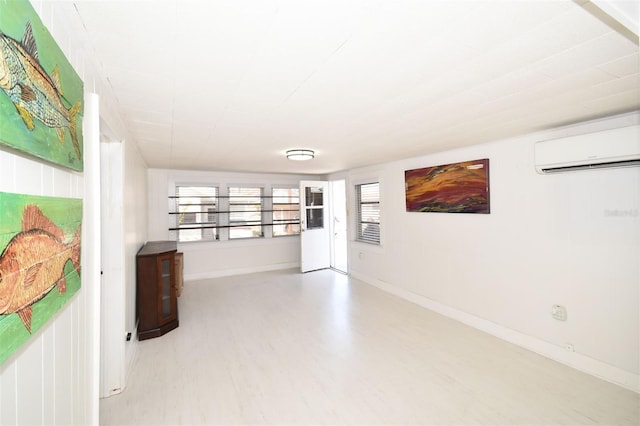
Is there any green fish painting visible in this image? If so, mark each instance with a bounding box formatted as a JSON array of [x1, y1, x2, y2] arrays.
[[0, 0, 84, 171], [0, 204, 81, 333], [0, 22, 81, 160], [0, 192, 82, 366]]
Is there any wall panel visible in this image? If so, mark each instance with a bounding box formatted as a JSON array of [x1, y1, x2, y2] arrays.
[[0, 0, 145, 423], [347, 112, 640, 392], [15, 339, 43, 425]]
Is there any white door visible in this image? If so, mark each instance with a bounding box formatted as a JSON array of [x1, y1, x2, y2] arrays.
[[300, 180, 331, 272]]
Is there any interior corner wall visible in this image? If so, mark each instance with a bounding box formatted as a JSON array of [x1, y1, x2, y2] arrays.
[[147, 168, 322, 280], [98, 107, 148, 399], [348, 112, 640, 392]]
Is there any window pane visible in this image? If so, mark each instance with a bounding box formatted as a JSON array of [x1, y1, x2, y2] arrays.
[[175, 186, 218, 242], [306, 208, 324, 229], [356, 182, 380, 244], [305, 187, 323, 207], [303, 186, 324, 230], [229, 187, 263, 239], [359, 223, 379, 242], [273, 187, 299, 204], [273, 188, 300, 236], [360, 204, 380, 223], [359, 183, 379, 202]]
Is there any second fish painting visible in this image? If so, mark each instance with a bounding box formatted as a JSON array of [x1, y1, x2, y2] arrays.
[[0, 192, 82, 365]]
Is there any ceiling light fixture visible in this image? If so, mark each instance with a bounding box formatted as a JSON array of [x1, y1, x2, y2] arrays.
[[286, 149, 315, 161]]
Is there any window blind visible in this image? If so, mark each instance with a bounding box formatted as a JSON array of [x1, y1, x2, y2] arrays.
[[356, 182, 380, 244]]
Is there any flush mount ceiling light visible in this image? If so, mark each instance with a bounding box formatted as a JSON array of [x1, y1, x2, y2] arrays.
[[286, 149, 315, 161]]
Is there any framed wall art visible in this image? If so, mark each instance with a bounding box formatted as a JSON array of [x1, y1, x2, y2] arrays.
[[405, 158, 490, 214], [0, 0, 84, 171], [0, 192, 82, 365]]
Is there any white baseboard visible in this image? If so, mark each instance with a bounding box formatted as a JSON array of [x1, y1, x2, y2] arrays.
[[184, 262, 299, 282], [124, 336, 138, 392], [350, 271, 639, 394]]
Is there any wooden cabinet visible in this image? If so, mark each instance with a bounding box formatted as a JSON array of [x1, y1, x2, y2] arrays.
[[136, 241, 179, 340]]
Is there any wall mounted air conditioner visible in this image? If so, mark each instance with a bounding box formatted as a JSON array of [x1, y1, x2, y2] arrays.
[[534, 125, 640, 174]]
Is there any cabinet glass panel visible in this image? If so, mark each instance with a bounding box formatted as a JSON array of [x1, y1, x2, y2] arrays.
[[161, 258, 171, 318]]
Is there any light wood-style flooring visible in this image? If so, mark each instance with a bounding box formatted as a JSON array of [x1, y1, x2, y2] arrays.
[[100, 269, 639, 425]]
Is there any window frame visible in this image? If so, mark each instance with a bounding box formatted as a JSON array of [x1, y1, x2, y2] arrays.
[[355, 181, 380, 245], [227, 186, 264, 240], [172, 184, 219, 243], [272, 186, 301, 237]]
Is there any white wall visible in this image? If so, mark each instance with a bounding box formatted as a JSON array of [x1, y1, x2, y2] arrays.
[[0, 150, 92, 425], [123, 138, 148, 380], [347, 112, 640, 392], [0, 2, 148, 423], [148, 169, 321, 279], [0, 3, 95, 423]]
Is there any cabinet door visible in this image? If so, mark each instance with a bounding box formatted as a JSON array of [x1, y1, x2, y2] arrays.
[[157, 253, 177, 325]]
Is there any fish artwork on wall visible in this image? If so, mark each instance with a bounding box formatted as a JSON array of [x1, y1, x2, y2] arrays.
[[0, 0, 84, 171], [0, 192, 82, 365]]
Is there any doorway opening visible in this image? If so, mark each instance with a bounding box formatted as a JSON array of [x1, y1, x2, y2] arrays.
[[299, 179, 348, 274]]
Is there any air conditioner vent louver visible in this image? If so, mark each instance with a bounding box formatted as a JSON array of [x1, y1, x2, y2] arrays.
[[540, 159, 640, 174], [535, 125, 640, 174]]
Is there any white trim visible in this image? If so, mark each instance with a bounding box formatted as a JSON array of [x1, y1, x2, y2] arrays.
[[591, 0, 639, 36], [351, 270, 640, 393], [354, 181, 382, 246], [123, 337, 138, 395], [82, 92, 102, 421]]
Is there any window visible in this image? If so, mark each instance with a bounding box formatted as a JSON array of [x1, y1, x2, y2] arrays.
[[272, 187, 300, 236], [229, 187, 263, 239], [173, 185, 218, 242], [304, 186, 325, 229], [170, 183, 305, 242], [356, 182, 380, 244]]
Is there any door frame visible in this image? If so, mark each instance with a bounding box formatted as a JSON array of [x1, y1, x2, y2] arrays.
[[99, 128, 126, 397], [329, 179, 348, 273]]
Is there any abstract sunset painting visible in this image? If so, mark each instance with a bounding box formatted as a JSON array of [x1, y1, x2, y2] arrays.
[[405, 159, 490, 214]]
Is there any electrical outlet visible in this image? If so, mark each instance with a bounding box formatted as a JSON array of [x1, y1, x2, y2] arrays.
[[552, 304, 567, 321]]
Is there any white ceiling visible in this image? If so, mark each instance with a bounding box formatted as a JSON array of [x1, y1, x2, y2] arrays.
[[71, 0, 640, 174]]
